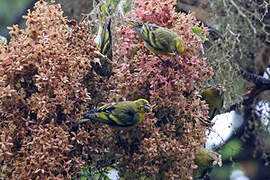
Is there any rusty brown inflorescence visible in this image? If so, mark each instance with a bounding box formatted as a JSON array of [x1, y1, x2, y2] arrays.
[[0, 0, 113, 178], [109, 0, 213, 179], [0, 0, 213, 179]]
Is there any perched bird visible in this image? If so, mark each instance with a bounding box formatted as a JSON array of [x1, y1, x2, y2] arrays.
[[193, 148, 222, 179], [126, 19, 184, 56], [80, 99, 151, 128], [92, 6, 113, 79], [98, 17, 113, 61], [201, 85, 224, 120]]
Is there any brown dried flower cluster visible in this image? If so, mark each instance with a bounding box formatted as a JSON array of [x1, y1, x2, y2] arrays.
[[0, 0, 113, 178], [107, 0, 212, 179], [1, 0, 212, 179]]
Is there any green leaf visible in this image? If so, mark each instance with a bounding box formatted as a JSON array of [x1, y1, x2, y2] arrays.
[[221, 139, 242, 160], [192, 26, 207, 41]]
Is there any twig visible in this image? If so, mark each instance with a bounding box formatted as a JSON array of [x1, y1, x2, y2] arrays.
[[117, 0, 127, 20], [259, 1, 269, 22], [230, 0, 257, 34]]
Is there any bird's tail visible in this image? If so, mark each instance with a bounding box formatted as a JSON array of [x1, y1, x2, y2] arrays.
[[100, 17, 113, 60], [125, 19, 143, 28]]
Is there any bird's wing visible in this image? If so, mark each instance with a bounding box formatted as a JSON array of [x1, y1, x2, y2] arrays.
[[153, 29, 171, 50], [91, 102, 137, 127], [144, 25, 170, 52], [99, 18, 112, 60], [81, 103, 115, 120], [97, 102, 116, 112], [210, 98, 223, 120], [110, 102, 139, 127]]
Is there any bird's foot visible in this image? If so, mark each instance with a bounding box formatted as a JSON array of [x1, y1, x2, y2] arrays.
[[156, 55, 170, 66]]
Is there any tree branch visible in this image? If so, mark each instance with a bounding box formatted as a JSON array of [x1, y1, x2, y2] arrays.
[[239, 68, 270, 87]]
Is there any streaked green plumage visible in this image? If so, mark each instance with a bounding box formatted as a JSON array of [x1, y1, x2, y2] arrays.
[[201, 85, 224, 120], [80, 99, 151, 128], [126, 19, 184, 56], [92, 5, 113, 79], [99, 18, 113, 60], [193, 148, 222, 179]]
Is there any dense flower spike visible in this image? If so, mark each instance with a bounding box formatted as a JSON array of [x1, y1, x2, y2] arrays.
[[112, 0, 213, 179], [0, 0, 113, 178]]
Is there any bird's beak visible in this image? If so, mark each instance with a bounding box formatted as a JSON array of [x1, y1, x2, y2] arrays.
[[218, 86, 225, 92], [217, 86, 225, 95], [145, 103, 151, 111]]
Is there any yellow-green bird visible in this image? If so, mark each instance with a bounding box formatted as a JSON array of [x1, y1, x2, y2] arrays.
[[98, 17, 113, 61], [80, 99, 151, 128], [92, 6, 113, 79], [201, 85, 224, 120], [126, 19, 184, 56], [193, 148, 222, 179]]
